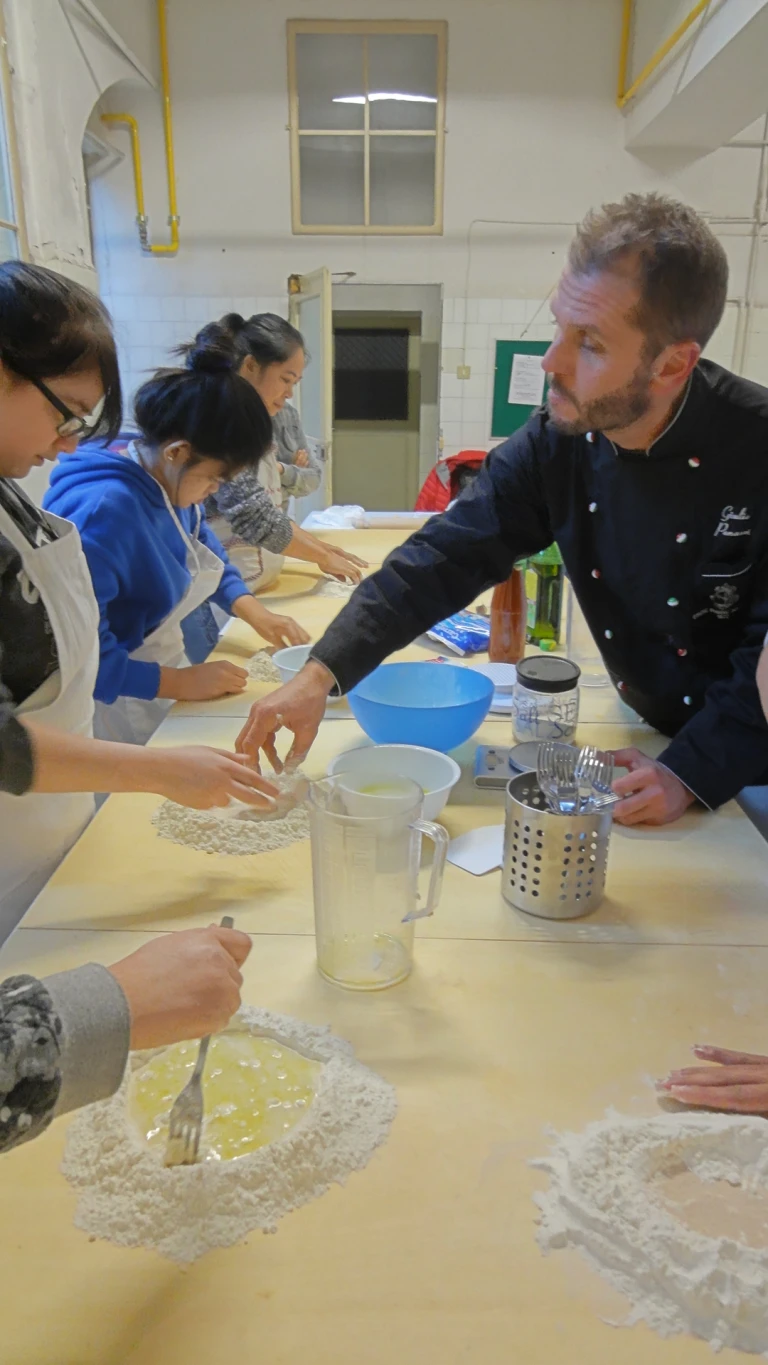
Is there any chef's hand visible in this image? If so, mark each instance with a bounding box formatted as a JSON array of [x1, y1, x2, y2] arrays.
[[610, 747, 696, 826], [236, 660, 333, 770], [315, 544, 366, 584], [294, 447, 310, 468], [108, 925, 252, 1050], [159, 660, 248, 701], [658, 1045, 768, 1114], [150, 746, 279, 810]]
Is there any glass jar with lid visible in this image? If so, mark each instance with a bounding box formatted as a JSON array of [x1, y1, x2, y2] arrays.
[[511, 656, 581, 743]]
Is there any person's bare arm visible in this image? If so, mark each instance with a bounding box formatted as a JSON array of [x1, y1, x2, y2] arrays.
[[659, 1045, 768, 1113], [284, 526, 367, 582], [22, 719, 278, 810], [230, 593, 310, 649]]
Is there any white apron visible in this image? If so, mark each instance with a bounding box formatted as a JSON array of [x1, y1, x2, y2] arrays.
[[207, 443, 285, 594], [0, 497, 99, 935], [94, 448, 224, 747]]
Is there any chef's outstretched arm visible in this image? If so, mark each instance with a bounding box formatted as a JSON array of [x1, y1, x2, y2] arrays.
[[236, 428, 553, 765]]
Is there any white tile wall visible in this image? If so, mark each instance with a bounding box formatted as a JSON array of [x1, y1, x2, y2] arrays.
[[103, 293, 289, 411], [438, 297, 553, 455], [102, 284, 555, 446]]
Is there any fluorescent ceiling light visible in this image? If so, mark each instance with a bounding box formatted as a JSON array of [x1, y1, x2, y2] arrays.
[[333, 92, 437, 104]]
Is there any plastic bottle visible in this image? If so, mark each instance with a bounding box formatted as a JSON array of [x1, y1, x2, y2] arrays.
[[525, 545, 563, 647], [489, 563, 527, 663]]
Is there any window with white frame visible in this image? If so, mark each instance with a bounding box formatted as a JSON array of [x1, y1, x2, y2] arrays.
[[288, 20, 446, 236]]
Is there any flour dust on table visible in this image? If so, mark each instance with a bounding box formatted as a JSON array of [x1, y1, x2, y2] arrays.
[[62, 1006, 397, 1263], [532, 1109, 768, 1357], [247, 649, 282, 684], [152, 769, 309, 855], [317, 577, 355, 598]]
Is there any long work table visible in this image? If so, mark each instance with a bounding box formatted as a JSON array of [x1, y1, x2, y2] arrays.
[[1, 529, 766, 1365]]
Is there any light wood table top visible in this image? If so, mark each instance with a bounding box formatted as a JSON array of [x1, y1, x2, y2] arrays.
[[0, 925, 762, 1365], [175, 608, 642, 726], [23, 712, 768, 946]]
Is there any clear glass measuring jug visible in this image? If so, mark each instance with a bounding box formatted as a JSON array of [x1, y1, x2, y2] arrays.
[[308, 774, 449, 990]]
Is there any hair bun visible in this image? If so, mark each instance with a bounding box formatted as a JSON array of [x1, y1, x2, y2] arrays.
[[186, 345, 235, 376], [221, 312, 246, 334]]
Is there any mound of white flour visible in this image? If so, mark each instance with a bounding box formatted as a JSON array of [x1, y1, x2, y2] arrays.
[[532, 1109, 768, 1356], [62, 1006, 397, 1263], [151, 770, 309, 856], [247, 650, 282, 684]]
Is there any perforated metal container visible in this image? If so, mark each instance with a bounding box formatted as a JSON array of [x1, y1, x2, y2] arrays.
[[502, 772, 612, 919]]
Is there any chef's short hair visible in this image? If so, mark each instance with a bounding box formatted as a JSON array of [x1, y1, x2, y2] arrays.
[[569, 193, 728, 356]]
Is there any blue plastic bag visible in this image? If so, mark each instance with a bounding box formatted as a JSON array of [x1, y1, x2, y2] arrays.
[[427, 611, 490, 656]]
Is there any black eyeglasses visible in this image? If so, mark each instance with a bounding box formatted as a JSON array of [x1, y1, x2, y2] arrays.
[[30, 376, 106, 439]]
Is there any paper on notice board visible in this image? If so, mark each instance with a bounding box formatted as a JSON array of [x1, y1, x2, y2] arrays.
[[508, 353, 546, 407]]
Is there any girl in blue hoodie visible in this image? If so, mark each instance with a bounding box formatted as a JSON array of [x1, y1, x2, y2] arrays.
[[45, 353, 309, 746]]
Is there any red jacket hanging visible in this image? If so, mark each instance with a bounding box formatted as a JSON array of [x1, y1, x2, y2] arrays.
[[414, 450, 487, 512]]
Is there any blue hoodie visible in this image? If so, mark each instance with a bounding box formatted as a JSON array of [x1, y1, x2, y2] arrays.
[[44, 440, 249, 704]]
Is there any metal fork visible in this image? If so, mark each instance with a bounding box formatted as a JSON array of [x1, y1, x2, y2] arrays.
[[537, 741, 578, 814], [575, 744, 600, 811], [574, 746, 620, 810], [164, 914, 234, 1168], [536, 740, 560, 812], [552, 744, 579, 815]]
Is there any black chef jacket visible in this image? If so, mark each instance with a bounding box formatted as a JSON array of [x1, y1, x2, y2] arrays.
[[312, 359, 768, 810]]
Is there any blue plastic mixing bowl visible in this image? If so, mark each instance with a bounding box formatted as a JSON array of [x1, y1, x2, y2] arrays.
[[348, 662, 494, 752]]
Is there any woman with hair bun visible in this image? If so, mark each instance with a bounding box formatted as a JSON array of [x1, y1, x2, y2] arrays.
[[45, 352, 309, 747], [179, 313, 367, 595]]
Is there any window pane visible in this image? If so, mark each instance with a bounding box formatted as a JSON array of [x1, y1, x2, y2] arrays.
[[296, 33, 365, 130], [0, 226, 18, 261], [334, 328, 410, 420], [369, 137, 435, 226], [299, 136, 364, 226], [368, 35, 438, 131]]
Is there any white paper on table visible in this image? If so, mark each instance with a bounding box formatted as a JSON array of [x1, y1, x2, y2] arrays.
[[447, 825, 504, 876], [508, 353, 546, 407]]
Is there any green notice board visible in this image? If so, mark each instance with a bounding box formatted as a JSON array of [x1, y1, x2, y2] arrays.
[[491, 340, 550, 439]]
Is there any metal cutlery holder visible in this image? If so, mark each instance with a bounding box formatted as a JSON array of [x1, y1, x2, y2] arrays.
[[502, 773, 612, 920]]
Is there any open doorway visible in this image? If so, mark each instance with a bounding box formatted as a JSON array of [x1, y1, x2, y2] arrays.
[[330, 282, 441, 512], [333, 311, 422, 509]]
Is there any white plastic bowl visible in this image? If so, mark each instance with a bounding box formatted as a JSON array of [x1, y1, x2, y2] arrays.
[[326, 743, 461, 821], [272, 643, 345, 705]]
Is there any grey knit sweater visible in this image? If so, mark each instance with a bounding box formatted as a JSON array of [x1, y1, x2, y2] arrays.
[[0, 964, 130, 1152], [204, 406, 321, 553]]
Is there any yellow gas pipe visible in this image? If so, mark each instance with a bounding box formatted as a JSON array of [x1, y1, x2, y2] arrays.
[[101, 0, 179, 254]]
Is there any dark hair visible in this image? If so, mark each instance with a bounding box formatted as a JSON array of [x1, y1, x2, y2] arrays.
[[177, 311, 306, 373], [133, 347, 273, 475], [0, 260, 122, 440], [568, 192, 729, 356]]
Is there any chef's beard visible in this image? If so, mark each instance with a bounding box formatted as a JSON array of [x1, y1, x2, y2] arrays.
[[547, 360, 654, 437]]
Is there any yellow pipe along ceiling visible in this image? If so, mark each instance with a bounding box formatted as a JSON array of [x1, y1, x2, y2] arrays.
[[617, 0, 712, 109], [101, 0, 179, 255]]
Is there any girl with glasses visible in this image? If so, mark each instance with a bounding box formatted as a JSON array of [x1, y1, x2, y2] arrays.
[[0, 261, 280, 932]]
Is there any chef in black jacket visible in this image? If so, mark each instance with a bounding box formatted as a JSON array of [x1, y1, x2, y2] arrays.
[[237, 191, 768, 827]]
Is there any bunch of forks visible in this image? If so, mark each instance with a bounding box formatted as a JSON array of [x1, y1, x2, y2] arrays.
[[537, 741, 621, 815]]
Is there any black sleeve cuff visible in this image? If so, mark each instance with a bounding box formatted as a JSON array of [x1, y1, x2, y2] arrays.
[[0, 711, 34, 795]]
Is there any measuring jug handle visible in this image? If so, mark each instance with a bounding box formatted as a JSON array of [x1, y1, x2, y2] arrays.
[[402, 819, 449, 923]]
